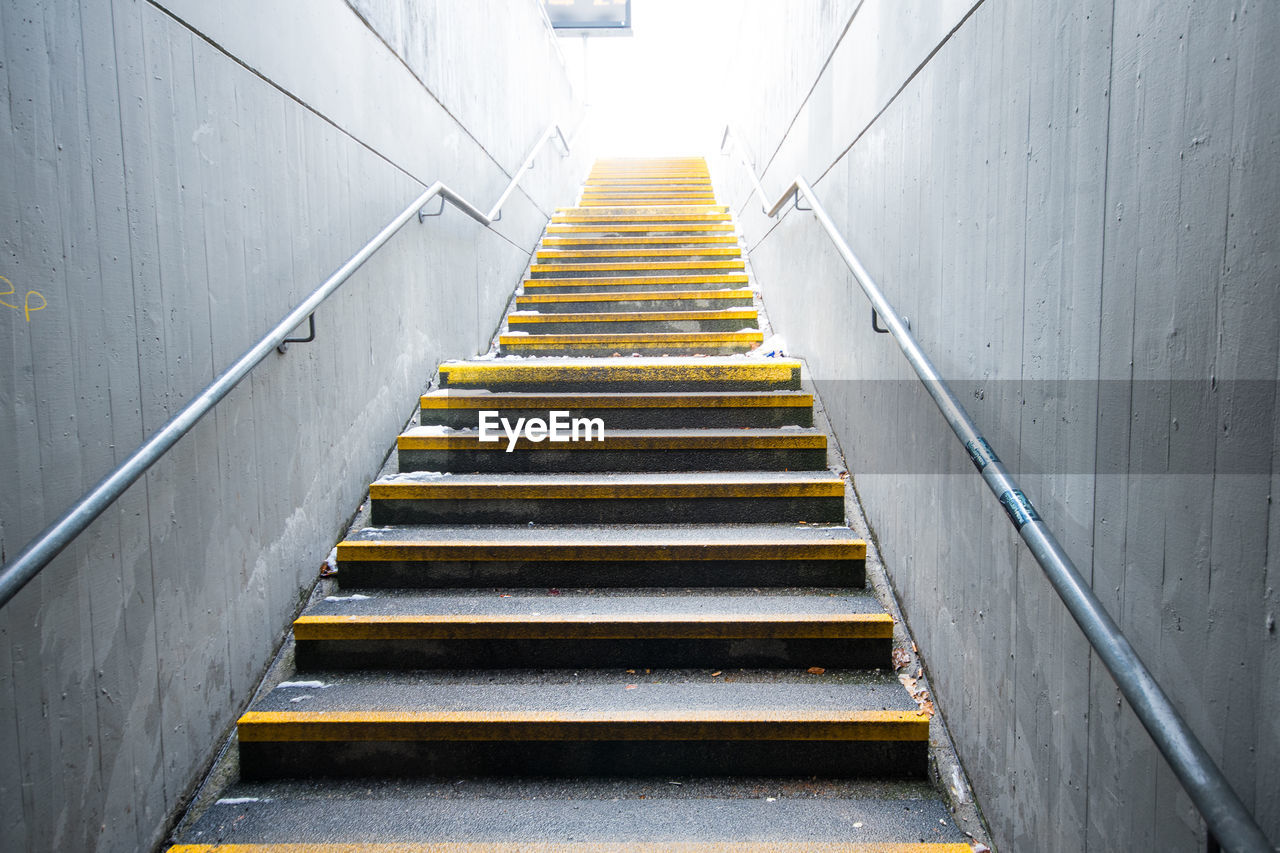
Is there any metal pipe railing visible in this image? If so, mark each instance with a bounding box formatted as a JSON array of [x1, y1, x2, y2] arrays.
[[720, 125, 1273, 853], [0, 123, 571, 610]]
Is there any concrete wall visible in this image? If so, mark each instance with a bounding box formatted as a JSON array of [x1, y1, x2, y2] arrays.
[[0, 1, 585, 850], [722, 1, 1279, 850]]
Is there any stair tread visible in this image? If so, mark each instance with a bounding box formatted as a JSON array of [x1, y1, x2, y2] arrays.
[[244, 671, 923, 720], [179, 778, 966, 849], [516, 288, 754, 302], [341, 523, 860, 547], [399, 427, 823, 448], [300, 588, 888, 622], [420, 390, 811, 407], [373, 470, 843, 486], [508, 308, 757, 322]]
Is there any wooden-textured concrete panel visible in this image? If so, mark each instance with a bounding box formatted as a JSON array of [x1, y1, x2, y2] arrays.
[[725, 0, 1280, 850]]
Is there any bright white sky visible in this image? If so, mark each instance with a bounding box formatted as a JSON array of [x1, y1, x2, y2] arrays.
[[556, 0, 745, 158]]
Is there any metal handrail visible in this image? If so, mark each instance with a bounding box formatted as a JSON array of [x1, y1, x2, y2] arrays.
[[0, 123, 571, 610], [720, 125, 1273, 853]]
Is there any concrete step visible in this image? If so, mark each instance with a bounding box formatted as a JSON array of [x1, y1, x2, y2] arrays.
[[436, 357, 803, 392], [516, 288, 754, 313], [396, 427, 825, 472], [522, 274, 750, 293], [419, 389, 815, 430], [292, 589, 892, 670], [335, 524, 865, 589], [556, 206, 730, 217], [553, 211, 731, 223], [541, 235, 739, 248], [498, 330, 763, 356], [236, 671, 929, 780], [580, 199, 719, 207], [174, 777, 969, 850], [536, 247, 742, 262], [529, 260, 746, 279], [581, 189, 717, 197], [368, 470, 846, 525], [506, 307, 758, 334], [546, 223, 736, 235]]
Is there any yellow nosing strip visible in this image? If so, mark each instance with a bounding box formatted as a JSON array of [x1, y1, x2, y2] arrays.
[[553, 211, 730, 220], [545, 224, 735, 233], [516, 289, 754, 304], [536, 248, 741, 260], [336, 539, 864, 562], [500, 336, 764, 352], [397, 431, 822, 451], [438, 359, 800, 384], [369, 479, 843, 501], [169, 844, 973, 853], [292, 613, 894, 641], [541, 236, 739, 246], [522, 275, 750, 288], [419, 391, 814, 410], [507, 309, 757, 324], [529, 261, 745, 274], [237, 709, 928, 742]]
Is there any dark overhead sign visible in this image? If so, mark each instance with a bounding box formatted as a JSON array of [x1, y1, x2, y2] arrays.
[[544, 0, 631, 32]]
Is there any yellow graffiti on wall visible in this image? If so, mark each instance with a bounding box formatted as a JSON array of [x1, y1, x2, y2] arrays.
[[0, 276, 47, 321]]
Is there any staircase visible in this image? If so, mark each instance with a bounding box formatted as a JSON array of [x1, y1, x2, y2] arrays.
[[171, 158, 973, 850]]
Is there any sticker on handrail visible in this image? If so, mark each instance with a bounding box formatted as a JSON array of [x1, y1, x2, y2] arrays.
[[965, 437, 998, 471], [998, 489, 1041, 530]]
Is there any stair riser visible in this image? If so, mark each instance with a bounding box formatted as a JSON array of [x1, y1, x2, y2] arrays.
[[438, 375, 801, 394], [523, 279, 748, 294], [529, 266, 744, 279], [498, 341, 758, 357], [506, 318, 757, 334], [295, 638, 890, 671], [537, 253, 741, 263], [420, 407, 814, 429], [369, 497, 845, 526], [240, 740, 926, 781], [336, 558, 862, 589], [517, 297, 753, 313], [397, 447, 827, 474]]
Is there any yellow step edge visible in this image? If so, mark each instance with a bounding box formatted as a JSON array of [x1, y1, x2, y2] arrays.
[[529, 261, 745, 274], [507, 309, 756, 324], [369, 478, 843, 501], [552, 214, 732, 223], [397, 430, 820, 451], [237, 709, 929, 743], [438, 359, 800, 385], [581, 192, 721, 198], [337, 539, 862, 562], [499, 335, 763, 351], [522, 276, 750, 289], [293, 613, 893, 641], [169, 844, 973, 853], [516, 289, 754, 304], [555, 206, 730, 215], [579, 200, 720, 207], [419, 391, 813, 410], [500, 332, 763, 344], [546, 224, 736, 233], [536, 248, 742, 260], [541, 236, 739, 246], [582, 189, 717, 195]]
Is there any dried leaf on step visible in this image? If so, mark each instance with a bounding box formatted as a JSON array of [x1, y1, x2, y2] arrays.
[[807, 666, 825, 675], [891, 648, 912, 669]]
